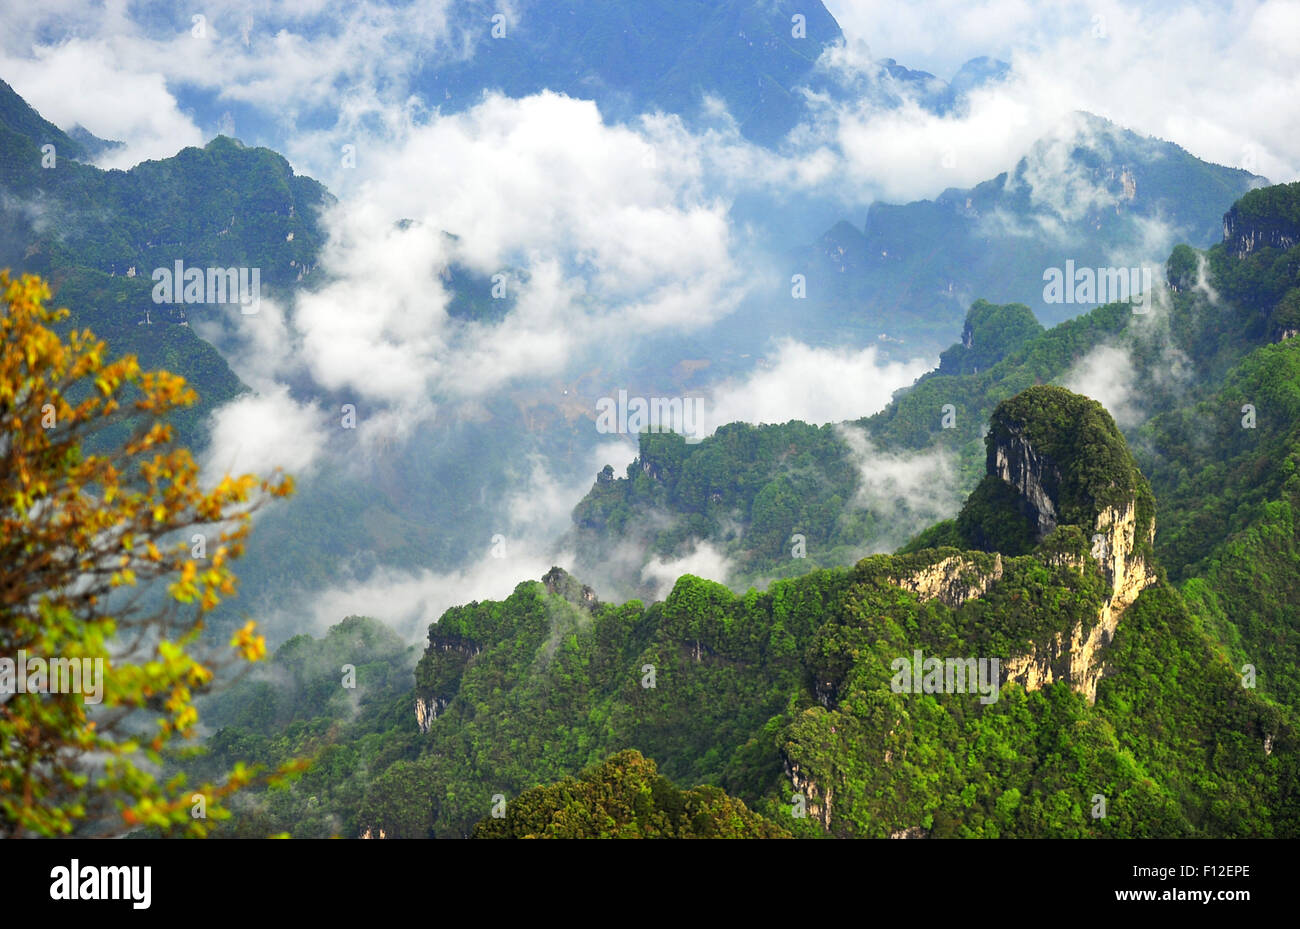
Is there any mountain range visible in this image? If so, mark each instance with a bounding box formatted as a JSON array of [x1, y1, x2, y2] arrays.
[[181, 181, 1300, 838], [1, 0, 1296, 839]]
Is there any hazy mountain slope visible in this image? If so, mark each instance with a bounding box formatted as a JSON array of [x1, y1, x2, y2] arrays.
[[568, 183, 1300, 598], [183, 382, 1296, 838], [0, 77, 92, 161], [797, 114, 1263, 355], [0, 88, 334, 441]]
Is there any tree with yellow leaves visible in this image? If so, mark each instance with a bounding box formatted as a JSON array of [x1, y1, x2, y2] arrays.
[[0, 271, 303, 837]]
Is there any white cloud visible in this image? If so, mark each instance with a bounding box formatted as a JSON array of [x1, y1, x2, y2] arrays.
[[821, 0, 1300, 187], [0, 40, 204, 168], [204, 385, 331, 479], [0, 1, 465, 166], [1063, 344, 1142, 428], [701, 340, 933, 435], [826, 85, 1047, 203], [838, 425, 967, 551], [296, 555, 556, 643], [272, 92, 744, 412], [640, 541, 734, 598]]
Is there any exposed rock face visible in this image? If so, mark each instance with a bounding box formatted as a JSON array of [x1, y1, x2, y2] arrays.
[[1120, 169, 1137, 201], [359, 827, 387, 839], [1224, 203, 1300, 258], [785, 760, 832, 830], [993, 426, 1059, 536], [814, 676, 836, 709], [907, 387, 1158, 703], [415, 695, 450, 733], [413, 636, 481, 729], [894, 553, 1003, 609], [890, 826, 928, 839], [1002, 497, 1155, 703]]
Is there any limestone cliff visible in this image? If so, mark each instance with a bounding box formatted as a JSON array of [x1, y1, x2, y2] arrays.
[[415, 694, 450, 734], [784, 759, 833, 830], [902, 386, 1157, 703], [892, 552, 1003, 609], [1000, 496, 1155, 703], [992, 425, 1060, 536], [413, 631, 482, 732], [1222, 183, 1300, 259], [1224, 207, 1299, 258]]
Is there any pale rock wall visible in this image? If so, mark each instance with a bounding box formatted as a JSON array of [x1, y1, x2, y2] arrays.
[[1002, 497, 1154, 702], [785, 759, 833, 830], [1224, 208, 1300, 258], [896, 478, 1154, 704], [993, 427, 1059, 536], [415, 695, 450, 733], [892, 553, 1004, 609]]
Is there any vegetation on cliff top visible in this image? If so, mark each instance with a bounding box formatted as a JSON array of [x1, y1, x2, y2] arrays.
[[473, 750, 789, 838]]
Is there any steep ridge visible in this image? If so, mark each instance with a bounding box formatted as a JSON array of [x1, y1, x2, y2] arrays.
[[170, 161, 1300, 842], [798, 113, 1261, 353], [570, 183, 1300, 598], [902, 387, 1158, 702], [350, 387, 1290, 839]]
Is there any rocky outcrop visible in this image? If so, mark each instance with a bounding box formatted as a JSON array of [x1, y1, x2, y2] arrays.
[[542, 566, 600, 611], [413, 635, 481, 730], [911, 387, 1158, 703], [993, 426, 1060, 536], [1224, 217, 1299, 257], [1224, 196, 1300, 258], [987, 388, 1159, 703], [894, 553, 1003, 609], [785, 759, 833, 830], [1002, 497, 1155, 703], [898, 519, 1153, 704], [1120, 169, 1137, 201], [415, 695, 450, 733], [890, 826, 928, 839]]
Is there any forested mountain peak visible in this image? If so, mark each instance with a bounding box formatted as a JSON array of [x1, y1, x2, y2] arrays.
[[961, 386, 1154, 550], [1223, 181, 1300, 259], [0, 77, 90, 161], [472, 749, 789, 838]]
